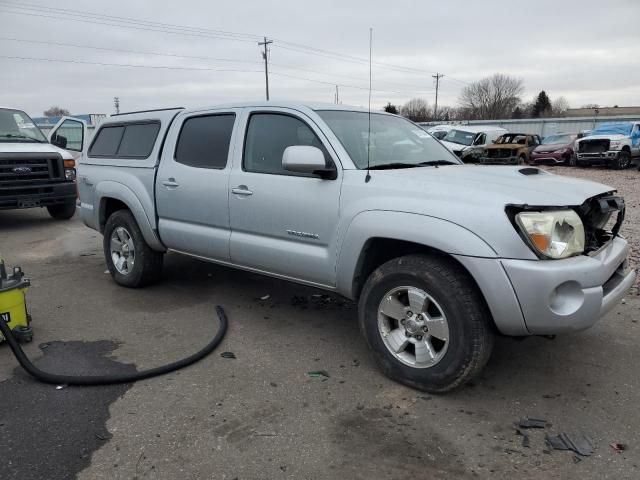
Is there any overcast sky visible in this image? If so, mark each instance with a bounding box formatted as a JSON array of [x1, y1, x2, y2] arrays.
[[1, 0, 638, 117]]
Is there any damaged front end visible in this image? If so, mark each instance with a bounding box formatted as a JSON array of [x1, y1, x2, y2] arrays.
[[576, 193, 625, 254]]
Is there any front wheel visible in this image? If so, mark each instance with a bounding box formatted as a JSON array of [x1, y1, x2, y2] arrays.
[[612, 150, 631, 170], [517, 155, 528, 165], [358, 254, 494, 393], [568, 154, 577, 167], [103, 209, 164, 288], [47, 202, 76, 220]]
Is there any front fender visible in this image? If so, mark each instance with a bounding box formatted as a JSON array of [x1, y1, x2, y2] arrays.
[[95, 181, 165, 251], [335, 210, 497, 298]]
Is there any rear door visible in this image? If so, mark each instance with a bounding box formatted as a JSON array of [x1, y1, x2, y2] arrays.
[[48, 116, 87, 161], [156, 109, 238, 261], [228, 108, 342, 286]]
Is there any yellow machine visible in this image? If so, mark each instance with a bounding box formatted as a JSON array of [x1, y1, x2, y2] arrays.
[[0, 256, 32, 343]]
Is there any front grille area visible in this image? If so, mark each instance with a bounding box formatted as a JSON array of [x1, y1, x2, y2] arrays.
[[0, 152, 63, 189], [576, 194, 625, 253], [579, 139, 610, 153], [487, 149, 516, 158]]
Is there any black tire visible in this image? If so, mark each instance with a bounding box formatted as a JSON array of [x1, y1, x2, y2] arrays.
[[47, 202, 76, 220], [612, 150, 631, 170], [517, 155, 528, 165], [568, 154, 577, 167], [103, 209, 163, 288], [358, 254, 494, 393]]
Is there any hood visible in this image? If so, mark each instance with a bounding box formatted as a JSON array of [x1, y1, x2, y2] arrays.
[[486, 143, 520, 150], [579, 134, 627, 142], [533, 143, 570, 152], [373, 165, 612, 206], [0, 141, 74, 159], [440, 140, 466, 152]]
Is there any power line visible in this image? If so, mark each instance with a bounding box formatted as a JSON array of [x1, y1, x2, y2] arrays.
[[0, 0, 474, 86]]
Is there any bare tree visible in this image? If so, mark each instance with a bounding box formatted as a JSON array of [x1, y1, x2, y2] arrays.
[[400, 98, 431, 122], [551, 96, 570, 117], [43, 106, 70, 117], [458, 73, 524, 120]]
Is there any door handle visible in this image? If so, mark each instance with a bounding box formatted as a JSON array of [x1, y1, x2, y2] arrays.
[[161, 178, 180, 188], [231, 185, 253, 196]]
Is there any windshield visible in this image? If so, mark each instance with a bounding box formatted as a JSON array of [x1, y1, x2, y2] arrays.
[[495, 134, 527, 145], [0, 109, 47, 143], [316, 110, 460, 169], [541, 134, 575, 145], [590, 123, 633, 136], [442, 129, 476, 146]]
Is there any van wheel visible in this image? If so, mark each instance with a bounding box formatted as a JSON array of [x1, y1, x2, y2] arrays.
[[358, 254, 494, 393], [612, 150, 631, 170], [103, 210, 163, 288], [47, 202, 76, 220]]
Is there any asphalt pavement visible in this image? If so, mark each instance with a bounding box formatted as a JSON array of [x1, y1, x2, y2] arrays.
[[0, 206, 638, 479]]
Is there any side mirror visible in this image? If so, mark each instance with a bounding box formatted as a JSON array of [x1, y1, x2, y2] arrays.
[[282, 146, 336, 179], [51, 134, 68, 149]]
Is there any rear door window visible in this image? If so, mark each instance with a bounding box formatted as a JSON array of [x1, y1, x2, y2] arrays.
[[175, 114, 235, 169]]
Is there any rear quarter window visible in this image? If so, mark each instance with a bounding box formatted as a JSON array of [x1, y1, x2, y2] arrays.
[[88, 122, 160, 159]]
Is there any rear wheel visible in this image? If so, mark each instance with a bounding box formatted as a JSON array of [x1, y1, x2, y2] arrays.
[[358, 254, 494, 393], [104, 209, 163, 287], [47, 202, 76, 220]]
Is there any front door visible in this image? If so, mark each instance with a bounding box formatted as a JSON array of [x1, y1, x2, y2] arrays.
[[156, 110, 238, 261], [228, 109, 342, 286], [48, 116, 87, 161]]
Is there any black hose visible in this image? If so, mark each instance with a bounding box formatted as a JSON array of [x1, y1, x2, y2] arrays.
[[0, 305, 228, 386]]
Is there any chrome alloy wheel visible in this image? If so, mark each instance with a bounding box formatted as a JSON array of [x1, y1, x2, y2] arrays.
[[377, 286, 450, 368], [110, 226, 135, 275]]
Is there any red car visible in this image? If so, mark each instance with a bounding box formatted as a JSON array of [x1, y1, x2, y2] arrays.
[[529, 133, 578, 165]]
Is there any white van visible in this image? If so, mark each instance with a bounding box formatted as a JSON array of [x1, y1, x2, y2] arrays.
[[440, 126, 507, 162], [425, 124, 454, 140]]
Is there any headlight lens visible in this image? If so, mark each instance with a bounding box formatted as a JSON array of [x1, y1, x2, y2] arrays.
[[65, 168, 76, 181], [516, 210, 585, 259]]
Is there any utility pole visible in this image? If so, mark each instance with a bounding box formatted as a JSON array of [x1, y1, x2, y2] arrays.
[[334, 85, 339, 104], [258, 37, 273, 100], [432, 73, 444, 120], [113, 97, 120, 114]]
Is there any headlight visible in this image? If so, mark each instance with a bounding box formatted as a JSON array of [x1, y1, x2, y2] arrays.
[[515, 210, 585, 259], [65, 168, 76, 181], [610, 140, 621, 150]]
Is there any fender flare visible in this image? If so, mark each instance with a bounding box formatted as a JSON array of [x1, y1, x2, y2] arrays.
[[95, 181, 166, 251], [335, 210, 497, 299]]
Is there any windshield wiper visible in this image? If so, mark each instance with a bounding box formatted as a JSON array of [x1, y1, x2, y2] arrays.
[[0, 134, 44, 142], [368, 162, 423, 170], [417, 160, 457, 167]]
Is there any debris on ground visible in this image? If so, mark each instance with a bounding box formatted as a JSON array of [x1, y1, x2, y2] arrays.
[[220, 352, 236, 359], [259, 294, 270, 301], [515, 427, 530, 448], [610, 442, 627, 453], [545, 433, 595, 456], [291, 294, 353, 310], [307, 370, 330, 378], [516, 417, 547, 429]]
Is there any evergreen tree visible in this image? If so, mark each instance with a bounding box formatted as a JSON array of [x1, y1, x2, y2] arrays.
[[383, 102, 399, 114], [531, 91, 552, 117]]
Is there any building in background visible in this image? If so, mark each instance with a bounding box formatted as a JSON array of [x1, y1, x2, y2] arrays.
[[32, 113, 106, 135]]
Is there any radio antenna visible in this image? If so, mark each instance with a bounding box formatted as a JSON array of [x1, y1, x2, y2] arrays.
[[365, 27, 372, 183]]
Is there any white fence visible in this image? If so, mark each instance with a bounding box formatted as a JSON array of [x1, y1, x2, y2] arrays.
[[419, 114, 640, 137]]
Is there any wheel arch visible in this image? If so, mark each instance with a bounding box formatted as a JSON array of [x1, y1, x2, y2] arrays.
[[95, 181, 165, 251]]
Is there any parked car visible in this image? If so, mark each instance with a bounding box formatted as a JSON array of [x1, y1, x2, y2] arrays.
[[425, 124, 454, 140], [575, 122, 640, 169], [78, 102, 635, 393], [440, 126, 507, 162], [480, 133, 541, 165], [529, 133, 577, 165], [0, 107, 85, 218]]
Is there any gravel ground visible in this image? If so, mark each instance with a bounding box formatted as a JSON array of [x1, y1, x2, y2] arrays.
[[544, 165, 639, 295]]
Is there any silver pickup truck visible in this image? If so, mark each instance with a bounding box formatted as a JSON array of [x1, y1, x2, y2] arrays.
[[78, 103, 635, 392]]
